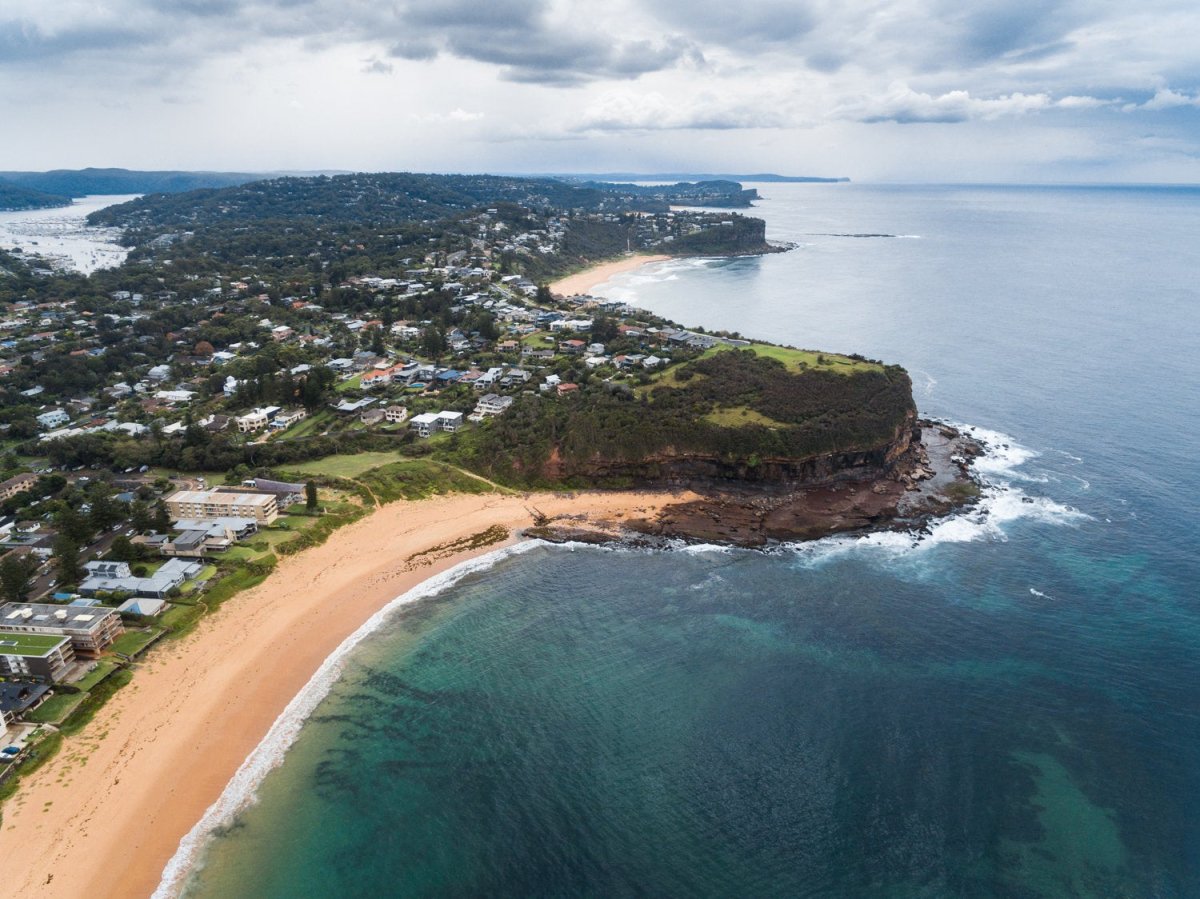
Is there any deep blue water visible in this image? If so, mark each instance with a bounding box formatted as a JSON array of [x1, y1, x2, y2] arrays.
[[178, 185, 1200, 898]]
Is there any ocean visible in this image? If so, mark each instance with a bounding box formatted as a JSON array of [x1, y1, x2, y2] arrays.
[[172, 184, 1200, 898]]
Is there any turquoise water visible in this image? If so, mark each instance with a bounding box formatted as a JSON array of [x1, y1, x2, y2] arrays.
[[177, 185, 1200, 898]]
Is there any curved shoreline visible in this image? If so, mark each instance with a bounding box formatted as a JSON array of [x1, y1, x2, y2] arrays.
[[0, 489, 692, 899], [153, 540, 545, 899], [548, 253, 671, 296]]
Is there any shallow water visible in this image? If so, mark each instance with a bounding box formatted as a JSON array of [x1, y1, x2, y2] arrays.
[[0, 195, 135, 273]]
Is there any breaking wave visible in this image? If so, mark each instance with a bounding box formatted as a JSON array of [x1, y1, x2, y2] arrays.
[[153, 541, 543, 899]]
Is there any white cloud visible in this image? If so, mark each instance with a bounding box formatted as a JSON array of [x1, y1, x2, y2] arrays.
[[836, 83, 1055, 124]]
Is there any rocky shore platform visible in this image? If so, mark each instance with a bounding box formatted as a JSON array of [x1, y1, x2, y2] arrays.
[[524, 421, 984, 549]]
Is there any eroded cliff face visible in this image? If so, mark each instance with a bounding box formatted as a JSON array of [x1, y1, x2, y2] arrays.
[[542, 410, 918, 490]]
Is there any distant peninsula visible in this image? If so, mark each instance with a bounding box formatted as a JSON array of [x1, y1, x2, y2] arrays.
[[0, 179, 72, 212], [544, 172, 850, 184]]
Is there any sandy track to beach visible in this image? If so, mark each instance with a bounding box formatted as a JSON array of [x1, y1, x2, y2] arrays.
[[0, 489, 686, 899]]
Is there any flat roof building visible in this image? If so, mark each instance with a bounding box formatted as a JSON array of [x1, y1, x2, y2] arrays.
[[79, 558, 201, 598], [0, 603, 123, 657], [166, 489, 278, 524], [0, 631, 76, 681]]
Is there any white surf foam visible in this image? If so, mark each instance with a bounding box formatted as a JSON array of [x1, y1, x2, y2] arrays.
[[152, 540, 542, 899], [781, 423, 1091, 567]]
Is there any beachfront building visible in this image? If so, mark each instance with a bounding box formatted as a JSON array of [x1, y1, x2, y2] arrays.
[[0, 632, 77, 682], [165, 489, 279, 524], [0, 603, 123, 658], [171, 516, 259, 540], [79, 559, 202, 598], [231, 480, 305, 508]]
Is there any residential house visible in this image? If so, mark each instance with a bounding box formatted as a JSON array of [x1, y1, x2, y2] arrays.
[[79, 559, 201, 599], [473, 394, 513, 417], [36, 410, 69, 430], [410, 412, 441, 437], [384, 405, 409, 423], [236, 409, 269, 433], [271, 408, 307, 429]]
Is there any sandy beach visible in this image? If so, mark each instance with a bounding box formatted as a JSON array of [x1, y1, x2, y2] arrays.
[[549, 253, 671, 297], [0, 488, 689, 899]]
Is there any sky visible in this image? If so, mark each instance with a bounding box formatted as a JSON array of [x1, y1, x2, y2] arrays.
[[2, 0, 1200, 182]]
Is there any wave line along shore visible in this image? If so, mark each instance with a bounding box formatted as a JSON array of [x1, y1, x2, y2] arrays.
[[0, 489, 691, 899]]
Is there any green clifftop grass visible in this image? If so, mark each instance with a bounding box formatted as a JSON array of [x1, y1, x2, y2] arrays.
[[458, 348, 915, 486]]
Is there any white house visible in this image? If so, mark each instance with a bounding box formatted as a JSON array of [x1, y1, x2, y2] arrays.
[[410, 412, 441, 437], [236, 409, 269, 433], [436, 411, 464, 432], [474, 394, 513, 416], [271, 408, 307, 429], [36, 410, 69, 430]]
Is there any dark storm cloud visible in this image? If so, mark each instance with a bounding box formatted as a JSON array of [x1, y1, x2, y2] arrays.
[[0, 19, 148, 62], [641, 0, 816, 47], [0, 0, 696, 86]]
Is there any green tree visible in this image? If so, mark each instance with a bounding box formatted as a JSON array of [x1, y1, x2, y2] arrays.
[[55, 505, 94, 545], [130, 499, 153, 533], [153, 500, 171, 533], [0, 553, 39, 602], [421, 324, 447, 360], [108, 534, 137, 562], [305, 480, 318, 511], [87, 484, 122, 533], [53, 535, 84, 586]]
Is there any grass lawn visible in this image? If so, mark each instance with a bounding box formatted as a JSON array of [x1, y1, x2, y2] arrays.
[[704, 406, 788, 428], [740, 342, 882, 375], [257, 529, 300, 549], [520, 330, 554, 346], [335, 374, 363, 393], [25, 692, 86, 725], [0, 633, 69, 656], [276, 410, 331, 439], [213, 545, 263, 563], [72, 659, 118, 691], [357, 458, 493, 503], [111, 628, 162, 656], [280, 451, 402, 479]]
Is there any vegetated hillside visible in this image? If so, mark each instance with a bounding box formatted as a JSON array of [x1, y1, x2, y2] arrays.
[[0, 179, 72, 211], [568, 179, 759, 207], [85, 173, 619, 234], [78, 172, 778, 286], [668, 216, 770, 254], [0, 168, 263, 198], [461, 348, 917, 488]]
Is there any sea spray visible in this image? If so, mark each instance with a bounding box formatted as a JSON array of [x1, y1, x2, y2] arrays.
[[154, 540, 542, 899]]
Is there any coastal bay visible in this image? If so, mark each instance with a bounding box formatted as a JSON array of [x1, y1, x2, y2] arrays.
[[0, 489, 694, 899], [548, 253, 670, 296]]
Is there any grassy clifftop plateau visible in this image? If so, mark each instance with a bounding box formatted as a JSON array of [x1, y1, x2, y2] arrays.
[[459, 345, 917, 488]]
